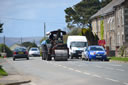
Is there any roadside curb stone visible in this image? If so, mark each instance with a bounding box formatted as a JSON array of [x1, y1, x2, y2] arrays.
[[0, 75, 31, 85], [110, 60, 128, 63]]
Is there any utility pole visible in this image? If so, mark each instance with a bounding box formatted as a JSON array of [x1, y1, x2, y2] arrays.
[[3, 36, 5, 52], [21, 37, 22, 44], [33, 39, 35, 43], [3, 36, 5, 45], [44, 22, 46, 39]]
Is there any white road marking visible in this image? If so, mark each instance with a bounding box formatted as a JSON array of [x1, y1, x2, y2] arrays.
[[62, 66, 68, 69], [105, 78, 119, 82], [116, 69, 125, 72], [74, 70, 82, 73], [46, 62, 123, 84], [124, 82, 128, 85], [83, 72, 91, 75], [95, 65, 125, 72], [68, 68, 74, 71], [92, 74, 102, 78]]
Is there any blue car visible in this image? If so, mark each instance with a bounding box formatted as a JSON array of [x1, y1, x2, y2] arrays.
[[84, 45, 107, 61]]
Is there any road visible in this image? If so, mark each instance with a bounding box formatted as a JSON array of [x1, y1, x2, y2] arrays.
[[4, 57, 128, 85]]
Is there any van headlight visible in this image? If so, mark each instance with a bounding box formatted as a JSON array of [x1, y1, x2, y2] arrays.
[[72, 50, 76, 53]]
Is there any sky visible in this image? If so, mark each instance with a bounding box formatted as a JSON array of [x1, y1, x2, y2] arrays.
[[0, 0, 81, 37]]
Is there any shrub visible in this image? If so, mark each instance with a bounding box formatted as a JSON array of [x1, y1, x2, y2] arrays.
[[0, 65, 8, 76], [119, 46, 126, 57], [0, 44, 13, 57], [100, 20, 104, 40]]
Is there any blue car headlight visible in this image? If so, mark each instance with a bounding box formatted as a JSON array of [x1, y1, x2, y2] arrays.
[[104, 52, 107, 55], [90, 52, 96, 55]]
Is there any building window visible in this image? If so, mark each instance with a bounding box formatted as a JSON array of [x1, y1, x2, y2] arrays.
[[122, 34, 125, 44]]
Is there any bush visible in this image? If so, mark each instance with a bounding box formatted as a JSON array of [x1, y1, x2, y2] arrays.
[[110, 56, 128, 62], [21, 42, 37, 48], [0, 65, 8, 76], [119, 46, 126, 57], [0, 44, 13, 57]]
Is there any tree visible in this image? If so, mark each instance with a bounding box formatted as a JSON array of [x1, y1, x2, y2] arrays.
[[100, 0, 112, 7], [21, 42, 37, 48], [82, 28, 99, 45], [0, 44, 13, 57], [65, 0, 101, 29], [0, 23, 3, 33], [68, 28, 81, 35], [64, 0, 112, 29]]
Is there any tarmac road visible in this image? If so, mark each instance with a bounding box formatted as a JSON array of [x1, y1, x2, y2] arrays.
[[1, 57, 128, 85]]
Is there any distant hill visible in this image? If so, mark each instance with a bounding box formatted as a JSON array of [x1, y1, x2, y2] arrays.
[[0, 37, 42, 47]]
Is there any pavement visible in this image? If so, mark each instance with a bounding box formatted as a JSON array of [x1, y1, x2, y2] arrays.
[[0, 58, 31, 85]]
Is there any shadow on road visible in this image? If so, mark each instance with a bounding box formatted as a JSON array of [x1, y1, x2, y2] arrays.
[[12, 58, 34, 61]]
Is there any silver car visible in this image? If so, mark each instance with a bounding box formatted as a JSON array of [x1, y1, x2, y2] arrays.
[[29, 47, 40, 57]]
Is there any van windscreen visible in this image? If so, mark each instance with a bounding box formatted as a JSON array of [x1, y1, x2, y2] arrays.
[[71, 42, 87, 47]]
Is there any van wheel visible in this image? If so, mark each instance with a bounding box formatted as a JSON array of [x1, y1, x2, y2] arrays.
[[70, 54, 73, 59]]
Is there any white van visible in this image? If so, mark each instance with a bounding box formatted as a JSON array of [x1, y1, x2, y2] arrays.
[[67, 36, 88, 59]]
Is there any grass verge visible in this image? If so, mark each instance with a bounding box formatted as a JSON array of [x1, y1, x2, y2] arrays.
[[109, 57, 128, 62], [0, 65, 8, 76]]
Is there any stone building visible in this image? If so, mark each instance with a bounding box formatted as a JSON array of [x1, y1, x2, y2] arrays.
[[90, 0, 128, 56]]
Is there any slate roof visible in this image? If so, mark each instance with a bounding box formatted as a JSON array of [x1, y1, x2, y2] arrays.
[[91, 0, 125, 19]]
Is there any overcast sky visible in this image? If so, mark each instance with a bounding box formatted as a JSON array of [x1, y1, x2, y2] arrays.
[[0, 0, 81, 37]]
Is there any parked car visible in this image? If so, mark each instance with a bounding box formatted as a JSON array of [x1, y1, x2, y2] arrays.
[[13, 47, 29, 61], [83, 45, 107, 61], [28, 47, 40, 57]]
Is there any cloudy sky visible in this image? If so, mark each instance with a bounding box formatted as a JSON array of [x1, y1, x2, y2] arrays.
[[0, 0, 81, 37]]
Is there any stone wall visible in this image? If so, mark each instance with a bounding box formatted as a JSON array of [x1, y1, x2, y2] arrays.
[[124, 5, 128, 42]]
